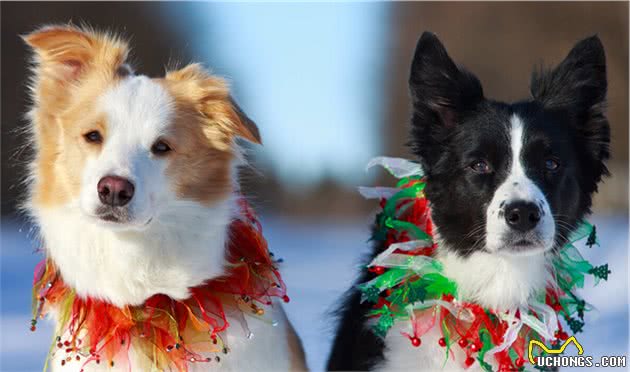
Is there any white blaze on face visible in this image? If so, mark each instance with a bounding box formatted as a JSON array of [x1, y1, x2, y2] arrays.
[[485, 114, 555, 254], [79, 76, 175, 228]]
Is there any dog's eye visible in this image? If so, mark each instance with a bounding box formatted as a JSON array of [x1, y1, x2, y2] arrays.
[[470, 160, 492, 174], [545, 158, 560, 171], [83, 130, 103, 144], [151, 140, 172, 155]]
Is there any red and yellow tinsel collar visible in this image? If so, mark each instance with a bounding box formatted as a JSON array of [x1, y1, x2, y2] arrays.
[[31, 199, 288, 371]]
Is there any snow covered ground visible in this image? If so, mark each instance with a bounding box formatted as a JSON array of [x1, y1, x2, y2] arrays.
[[1, 215, 627, 371]]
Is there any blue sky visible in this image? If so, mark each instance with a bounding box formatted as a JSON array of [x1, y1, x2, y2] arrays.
[[163, 3, 391, 186]]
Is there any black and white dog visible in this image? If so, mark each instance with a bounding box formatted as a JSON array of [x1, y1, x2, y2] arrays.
[[328, 32, 610, 371]]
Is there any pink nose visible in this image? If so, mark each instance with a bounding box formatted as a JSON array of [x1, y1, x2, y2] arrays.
[[97, 176, 135, 207]]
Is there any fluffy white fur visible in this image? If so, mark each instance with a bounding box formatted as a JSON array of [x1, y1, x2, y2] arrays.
[[485, 115, 555, 255], [80, 76, 176, 230]]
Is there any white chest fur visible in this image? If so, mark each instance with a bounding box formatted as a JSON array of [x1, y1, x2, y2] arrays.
[[35, 200, 233, 307], [35, 199, 301, 371], [375, 247, 550, 371]]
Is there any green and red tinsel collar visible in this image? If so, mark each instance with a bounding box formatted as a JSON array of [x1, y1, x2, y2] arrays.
[[30, 198, 289, 371], [358, 157, 610, 371]]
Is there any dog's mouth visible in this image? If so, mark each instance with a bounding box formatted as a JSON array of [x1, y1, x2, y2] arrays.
[[95, 212, 153, 229], [100, 213, 122, 223], [508, 239, 536, 252], [95, 206, 130, 223], [499, 235, 550, 255]]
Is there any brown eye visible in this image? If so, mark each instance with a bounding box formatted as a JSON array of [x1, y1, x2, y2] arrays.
[[151, 140, 172, 155], [545, 158, 560, 171], [470, 160, 492, 174], [84, 130, 103, 144]]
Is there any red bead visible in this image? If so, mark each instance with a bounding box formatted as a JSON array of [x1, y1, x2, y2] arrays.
[[557, 331, 568, 340], [465, 357, 475, 367], [283, 295, 290, 303], [438, 337, 447, 347], [515, 358, 525, 367], [30, 325, 36, 332], [64, 341, 70, 347], [57, 343, 63, 348], [458, 339, 468, 348], [410, 337, 421, 347], [470, 342, 482, 352], [374, 266, 385, 275]]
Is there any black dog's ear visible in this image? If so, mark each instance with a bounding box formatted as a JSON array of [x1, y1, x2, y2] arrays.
[[531, 35, 606, 112], [531, 35, 610, 185], [408, 32, 484, 171]]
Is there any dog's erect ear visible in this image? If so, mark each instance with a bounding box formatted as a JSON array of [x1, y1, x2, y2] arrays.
[[23, 25, 130, 112], [408, 32, 483, 171], [24, 25, 129, 82], [531, 35, 607, 112], [531, 35, 610, 185], [165, 64, 261, 149]]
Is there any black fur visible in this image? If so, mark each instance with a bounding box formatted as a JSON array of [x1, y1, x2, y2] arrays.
[[327, 32, 609, 370]]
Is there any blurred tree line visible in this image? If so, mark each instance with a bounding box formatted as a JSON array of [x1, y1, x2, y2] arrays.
[[1, 2, 627, 219]]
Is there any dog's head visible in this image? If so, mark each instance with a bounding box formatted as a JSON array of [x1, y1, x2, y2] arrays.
[[24, 25, 260, 230], [409, 32, 609, 257]]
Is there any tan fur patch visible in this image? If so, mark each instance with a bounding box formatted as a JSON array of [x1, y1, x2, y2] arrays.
[[25, 25, 129, 208], [159, 104, 235, 204], [161, 64, 262, 204]]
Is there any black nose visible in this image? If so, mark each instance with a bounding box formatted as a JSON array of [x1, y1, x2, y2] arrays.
[[97, 176, 135, 207], [504, 201, 541, 232]]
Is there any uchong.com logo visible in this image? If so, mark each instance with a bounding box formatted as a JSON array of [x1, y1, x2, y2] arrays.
[[528, 336, 627, 368]]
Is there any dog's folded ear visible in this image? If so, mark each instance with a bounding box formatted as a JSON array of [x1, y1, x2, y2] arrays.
[[228, 95, 261, 145], [408, 32, 484, 171], [165, 64, 261, 148], [531, 36, 610, 181]]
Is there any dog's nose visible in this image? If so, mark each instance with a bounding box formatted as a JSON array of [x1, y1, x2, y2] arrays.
[[504, 201, 541, 232], [97, 176, 135, 207]]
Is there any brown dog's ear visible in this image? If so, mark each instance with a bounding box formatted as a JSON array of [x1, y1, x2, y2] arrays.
[[23, 25, 129, 82], [24, 26, 97, 80], [23, 25, 130, 118], [165, 63, 262, 146]]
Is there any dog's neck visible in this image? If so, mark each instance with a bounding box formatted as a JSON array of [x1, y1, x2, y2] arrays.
[[435, 241, 551, 310], [34, 198, 236, 307]]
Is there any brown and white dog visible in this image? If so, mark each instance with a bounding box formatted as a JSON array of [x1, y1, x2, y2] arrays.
[[23, 25, 306, 371]]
